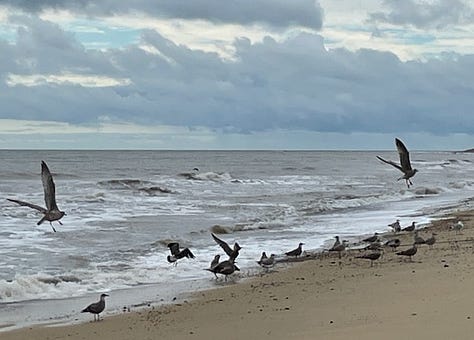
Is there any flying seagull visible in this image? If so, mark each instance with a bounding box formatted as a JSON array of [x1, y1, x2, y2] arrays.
[[7, 161, 66, 232], [167, 242, 195, 266], [211, 233, 241, 261], [81, 293, 109, 321], [377, 138, 418, 188], [285, 242, 304, 258]]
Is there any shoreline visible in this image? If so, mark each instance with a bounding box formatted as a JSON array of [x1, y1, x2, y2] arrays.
[[3, 205, 474, 339]]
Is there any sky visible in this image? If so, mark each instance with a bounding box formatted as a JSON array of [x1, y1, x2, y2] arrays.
[[1, 0, 474, 150]]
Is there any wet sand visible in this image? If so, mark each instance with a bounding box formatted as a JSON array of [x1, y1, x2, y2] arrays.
[[3, 209, 474, 340]]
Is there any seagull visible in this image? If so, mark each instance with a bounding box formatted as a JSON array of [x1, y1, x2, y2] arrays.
[[205, 259, 240, 281], [285, 243, 304, 258], [388, 219, 401, 233], [384, 238, 401, 251], [402, 221, 416, 232], [396, 243, 417, 261], [332, 236, 341, 248], [362, 233, 379, 243], [167, 242, 195, 266], [257, 253, 276, 269], [414, 231, 426, 245], [329, 240, 348, 259], [355, 252, 381, 267], [364, 241, 383, 251], [81, 293, 109, 321], [211, 233, 241, 261], [207, 255, 221, 278], [377, 138, 418, 188], [425, 233, 437, 249], [450, 221, 464, 234], [7, 161, 66, 232]]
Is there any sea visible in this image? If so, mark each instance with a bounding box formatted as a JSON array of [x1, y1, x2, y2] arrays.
[[1, 149, 473, 329]]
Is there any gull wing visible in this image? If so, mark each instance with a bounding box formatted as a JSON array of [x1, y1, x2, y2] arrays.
[[395, 138, 412, 171], [211, 233, 233, 257], [376, 156, 403, 173], [167, 242, 181, 256], [41, 161, 59, 211], [7, 198, 46, 213]]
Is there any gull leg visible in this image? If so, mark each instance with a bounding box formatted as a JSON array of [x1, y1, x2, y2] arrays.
[[49, 222, 57, 232]]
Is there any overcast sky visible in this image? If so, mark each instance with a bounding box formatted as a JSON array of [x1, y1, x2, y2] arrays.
[[1, 0, 474, 150]]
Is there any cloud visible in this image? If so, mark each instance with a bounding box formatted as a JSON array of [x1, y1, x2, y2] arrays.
[[369, 0, 474, 29], [2, 15, 474, 140], [0, 0, 324, 30]]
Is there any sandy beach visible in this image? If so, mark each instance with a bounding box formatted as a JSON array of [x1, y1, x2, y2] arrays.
[[3, 208, 474, 340]]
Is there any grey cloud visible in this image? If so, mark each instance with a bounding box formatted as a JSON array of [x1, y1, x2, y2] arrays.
[[2, 16, 474, 136], [369, 0, 474, 29], [0, 0, 323, 30]]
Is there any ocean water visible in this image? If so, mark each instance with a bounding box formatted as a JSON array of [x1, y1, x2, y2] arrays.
[[1, 150, 473, 328]]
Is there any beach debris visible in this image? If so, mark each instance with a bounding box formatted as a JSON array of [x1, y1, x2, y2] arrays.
[[396, 243, 418, 261], [285, 243, 304, 258], [81, 293, 109, 321], [355, 252, 382, 267], [388, 219, 401, 232], [211, 233, 241, 261], [167, 242, 195, 266], [7, 161, 66, 232], [376, 138, 418, 188]]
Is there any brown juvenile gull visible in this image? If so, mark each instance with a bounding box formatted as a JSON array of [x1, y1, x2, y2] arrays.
[[388, 219, 401, 233], [332, 236, 341, 248], [414, 231, 426, 245], [285, 242, 304, 258], [362, 233, 379, 243], [329, 240, 348, 259], [167, 242, 195, 266], [205, 259, 240, 281], [211, 233, 241, 261], [396, 243, 417, 261], [208, 254, 221, 278], [355, 252, 381, 267], [81, 293, 109, 321], [425, 233, 437, 249], [402, 221, 416, 232], [384, 238, 401, 251], [7, 161, 66, 232], [257, 253, 276, 269], [377, 138, 418, 188]]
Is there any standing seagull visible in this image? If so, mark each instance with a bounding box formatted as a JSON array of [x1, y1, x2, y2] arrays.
[[81, 293, 109, 321], [355, 252, 381, 267], [396, 244, 417, 262], [425, 233, 437, 249], [167, 242, 195, 266], [388, 219, 401, 233], [377, 138, 418, 188], [211, 233, 241, 261], [285, 243, 304, 258], [7, 161, 66, 232], [402, 221, 416, 232], [205, 259, 240, 281], [257, 253, 276, 270]]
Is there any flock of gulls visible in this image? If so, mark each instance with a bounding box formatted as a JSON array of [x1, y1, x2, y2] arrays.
[[4, 138, 457, 321]]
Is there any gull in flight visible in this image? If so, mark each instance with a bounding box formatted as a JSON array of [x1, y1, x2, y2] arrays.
[[7, 161, 66, 232], [377, 138, 418, 188]]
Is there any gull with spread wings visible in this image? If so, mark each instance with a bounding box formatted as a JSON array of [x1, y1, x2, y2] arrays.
[[377, 138, 418, 188], [7, 161, 66, 232], [211, 233, 241, 262]]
